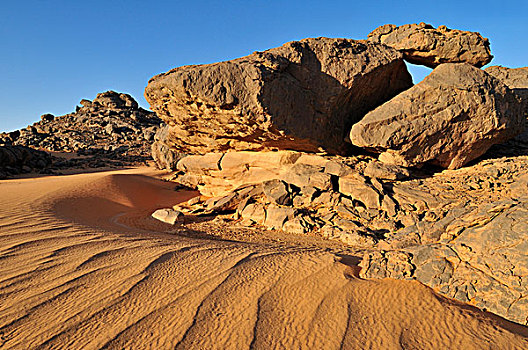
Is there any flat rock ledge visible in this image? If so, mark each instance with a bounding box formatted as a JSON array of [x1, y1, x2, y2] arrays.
[[164, 150, 528, 325]]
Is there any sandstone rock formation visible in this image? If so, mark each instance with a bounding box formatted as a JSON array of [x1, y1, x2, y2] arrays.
[[145, 37, 412, 155], [485, 66, 528, 102], [0, 145, 52, 178], [368, 23, 493, 68], [0, 91, 162, 170], [146, 27, 528, 327], [170, 151, 385, 246], [350, 63, 524, 169]]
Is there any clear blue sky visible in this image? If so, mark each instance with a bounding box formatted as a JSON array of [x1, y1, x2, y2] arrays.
[[1, 0, 527, 132]]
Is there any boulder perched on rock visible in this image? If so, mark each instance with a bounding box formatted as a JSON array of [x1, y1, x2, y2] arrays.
[[145, 37, 412, 155], [368, 23, 493, 68], [350, 63, 524, 169]]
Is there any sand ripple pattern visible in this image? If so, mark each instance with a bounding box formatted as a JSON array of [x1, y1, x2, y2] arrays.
[[0, 169, 526, 349]]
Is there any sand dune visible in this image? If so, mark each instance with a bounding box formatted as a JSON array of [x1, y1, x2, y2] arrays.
[[0, 168, 527, 349]]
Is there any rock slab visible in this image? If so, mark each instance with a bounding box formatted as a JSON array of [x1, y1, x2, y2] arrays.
[[368, 23, 493, 68]]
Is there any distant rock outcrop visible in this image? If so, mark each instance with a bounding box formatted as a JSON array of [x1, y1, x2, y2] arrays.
[[350, 63, 524, 169], [145, 37, 412, 155], [0, 91, 162, 168], [368, 23, 493, 68]]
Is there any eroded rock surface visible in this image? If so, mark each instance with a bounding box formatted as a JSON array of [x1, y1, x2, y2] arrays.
[[368, 23, 493, 68], [350, 63, 524, 169], [164, 146, 528, 325], [485, 66, 528, 102], [356, 152, 528, 325], [145, 37, 412, 155]]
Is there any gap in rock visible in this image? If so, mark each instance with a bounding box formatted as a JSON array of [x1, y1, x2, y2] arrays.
[[405, 62, 433, 84]]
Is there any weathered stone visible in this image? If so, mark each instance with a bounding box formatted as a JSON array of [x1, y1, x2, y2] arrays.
[[364, 161, 410, 180], [485, 66, 528, 102], [0, 145, 52, 178], [220, 151, 301, 171], [324, 160, 353, 177], [350, 63, 524, 169], [338, 174, 381, 209], [264, 206, 295, 230], [280, 163, 332, 191], [145, 37, 412, 155], [240, 202, 267, 225], [93, 91, 139, 109], [359, 250, 415, 279], [151, 125, 186, 170], [368, 23, 493, 68], [176, 153, 223, 174], [262, 179, 291, 206], [151, 208, 183, 225]]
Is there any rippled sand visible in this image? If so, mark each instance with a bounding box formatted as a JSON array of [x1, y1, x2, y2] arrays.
[[1, 168, 527, 349]]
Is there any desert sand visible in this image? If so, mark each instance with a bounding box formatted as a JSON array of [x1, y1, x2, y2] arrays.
[[1, 167, 527, 349]]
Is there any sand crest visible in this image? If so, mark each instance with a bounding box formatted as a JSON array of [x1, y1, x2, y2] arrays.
[[0, 168, 526, 349]]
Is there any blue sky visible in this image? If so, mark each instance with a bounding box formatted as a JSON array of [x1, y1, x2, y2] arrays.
[[1, 0, 527, 132]]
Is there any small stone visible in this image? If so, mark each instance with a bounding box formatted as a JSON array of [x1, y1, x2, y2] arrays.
[[151, 208, 183, 225], [338, 174, 381, 209]]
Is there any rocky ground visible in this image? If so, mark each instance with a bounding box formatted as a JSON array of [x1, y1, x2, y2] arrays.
[[0, 91, 161, 176], [151, 136, 528, 325]]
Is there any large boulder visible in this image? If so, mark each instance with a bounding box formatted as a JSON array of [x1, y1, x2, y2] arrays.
[[350, 63, 524, 169], [145, 37, 412, 155], [368, 23, 493, 68], [485, 66, 528, 145], [92, 91, 139, 109], [485, 66, 528, 104]]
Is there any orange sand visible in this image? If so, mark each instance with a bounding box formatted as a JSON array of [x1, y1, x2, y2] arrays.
[[0, 167, 527, 349]]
